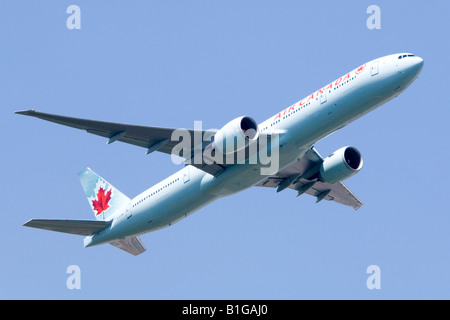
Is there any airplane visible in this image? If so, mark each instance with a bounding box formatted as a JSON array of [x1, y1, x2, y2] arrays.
[[16, 53, 423, 255]]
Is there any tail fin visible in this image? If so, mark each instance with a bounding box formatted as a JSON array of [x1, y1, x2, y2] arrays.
[[78, 167, 130, 221]]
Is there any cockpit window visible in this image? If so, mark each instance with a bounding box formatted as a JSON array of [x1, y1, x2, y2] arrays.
[[399, 54, 416, 59]]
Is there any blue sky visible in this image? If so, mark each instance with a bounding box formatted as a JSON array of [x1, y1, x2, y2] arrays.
[[1, 0, 449, 299]]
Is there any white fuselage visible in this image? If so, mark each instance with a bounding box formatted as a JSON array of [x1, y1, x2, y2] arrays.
[[84, 53, 423, 248]]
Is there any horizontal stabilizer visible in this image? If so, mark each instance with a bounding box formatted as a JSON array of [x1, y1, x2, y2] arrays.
[[109, 236, 146, 256], [24, 219, 111, 236]]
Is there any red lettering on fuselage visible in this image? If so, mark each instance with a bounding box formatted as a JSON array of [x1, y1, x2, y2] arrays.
[[355, 64, 366, 74], [272, 67, 359, 122], [315, 88, 324, 98], [274, 113, 281, 121]]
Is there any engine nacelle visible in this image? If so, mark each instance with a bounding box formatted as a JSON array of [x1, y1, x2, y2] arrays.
[[212, 116, 259, 154], [319, 146, 363, 184]]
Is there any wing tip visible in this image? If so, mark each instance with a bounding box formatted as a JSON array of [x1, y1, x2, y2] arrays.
[[23, 219, 35, 227], [14, 109, 36, 116]]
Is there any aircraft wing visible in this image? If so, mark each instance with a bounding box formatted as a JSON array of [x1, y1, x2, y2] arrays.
[[15, 110, 226, 176], [255, 147, 363, 210]]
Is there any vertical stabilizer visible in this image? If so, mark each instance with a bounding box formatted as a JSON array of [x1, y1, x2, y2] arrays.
[[78, 167, 130, 221]]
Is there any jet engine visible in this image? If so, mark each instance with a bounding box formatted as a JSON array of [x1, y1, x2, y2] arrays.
[[212, 116, 259, 154], [319, 146, 363, 184]]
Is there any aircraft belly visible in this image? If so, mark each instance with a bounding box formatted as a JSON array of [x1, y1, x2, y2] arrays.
[[200, 149, 303, 197], [128, 168, 218, 234]]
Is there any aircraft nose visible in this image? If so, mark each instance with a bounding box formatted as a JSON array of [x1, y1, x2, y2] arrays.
[[411, 56, 424, 75], [402, 55, 424, 77], [393, 54, 423, 92]]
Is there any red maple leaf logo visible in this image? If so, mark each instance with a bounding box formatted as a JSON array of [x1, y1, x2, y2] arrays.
[[92, 187, 112, 216]]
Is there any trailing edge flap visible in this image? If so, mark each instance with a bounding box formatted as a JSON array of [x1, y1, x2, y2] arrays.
[[23, 219, 111, 236], [109, 236, 146, 256]]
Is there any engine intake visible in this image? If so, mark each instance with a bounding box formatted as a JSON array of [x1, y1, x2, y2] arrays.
[[319, 146, 363, 184], [212, 116, 259, 154]]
